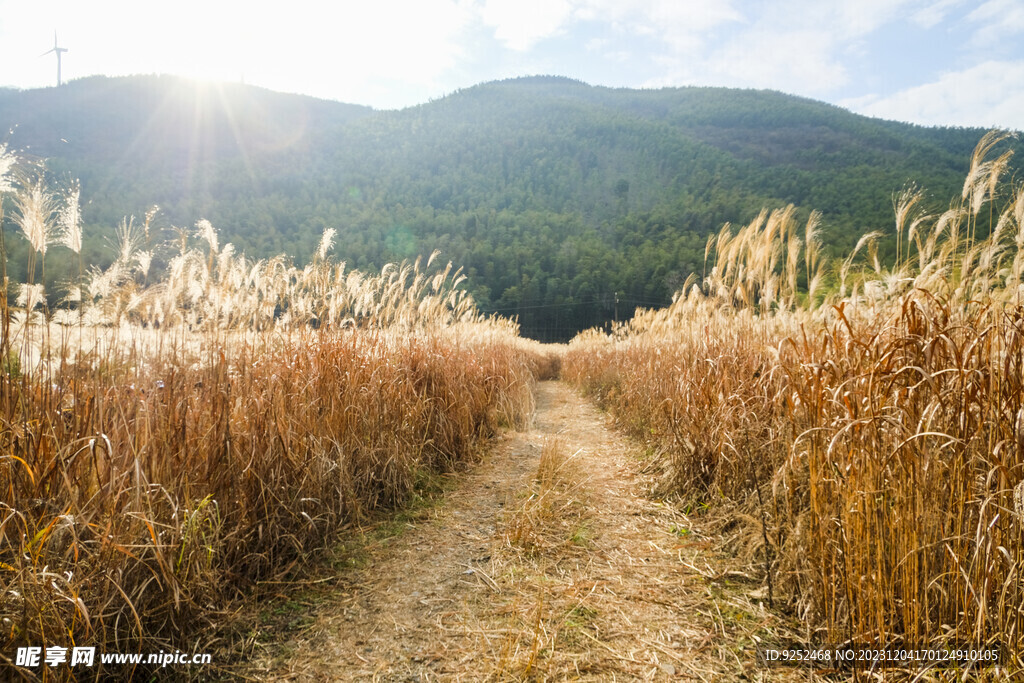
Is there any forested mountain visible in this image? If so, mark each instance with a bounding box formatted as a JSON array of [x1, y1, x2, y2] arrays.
[[0, 74, 1012, 339]]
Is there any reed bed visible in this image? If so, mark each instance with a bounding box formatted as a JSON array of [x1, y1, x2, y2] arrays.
[[564, 131, 1024, 675], [0, 149, 541, 678]]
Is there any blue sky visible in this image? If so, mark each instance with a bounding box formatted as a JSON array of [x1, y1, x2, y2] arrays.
[[2, 0, 1023, 129]]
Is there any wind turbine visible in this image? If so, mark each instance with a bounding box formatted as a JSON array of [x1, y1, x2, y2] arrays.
[[41, 32, 68, 87]]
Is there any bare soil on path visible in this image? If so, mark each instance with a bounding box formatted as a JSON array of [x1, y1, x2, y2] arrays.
[[250, 381, 790, 681]]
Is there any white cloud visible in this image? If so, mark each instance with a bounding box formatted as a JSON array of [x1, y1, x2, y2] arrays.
[[734, 0, 917, 40], [840, 0, 921, 35], [477, 0, 742, 53], [710, 28, 850, 94], [911, 0, 967, 29], [636, 0, 889, 95], [574, 0, 741, 32], [841, 60, 1024, 130], [636, 1, 743, 38], [479, 0, 573, 50], [967, 0, 1024, 46], [968, 0, 1024, 26], [578, 0, 741, 53]]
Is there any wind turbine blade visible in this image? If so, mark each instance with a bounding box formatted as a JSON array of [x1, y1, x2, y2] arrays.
[[41, 48, 56, 56]]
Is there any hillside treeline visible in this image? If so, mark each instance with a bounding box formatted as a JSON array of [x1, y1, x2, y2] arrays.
[[1, 75, 1017, 339]]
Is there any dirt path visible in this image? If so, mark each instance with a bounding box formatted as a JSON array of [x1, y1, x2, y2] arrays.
[[251, 381, 784, 681]]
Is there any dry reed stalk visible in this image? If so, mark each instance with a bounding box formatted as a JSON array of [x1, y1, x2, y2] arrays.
[[0, 158, 553, 679], [0, 323, 540, 680], [565, 131, 1024, 677]]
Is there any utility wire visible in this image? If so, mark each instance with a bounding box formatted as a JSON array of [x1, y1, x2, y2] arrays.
[[479, 297, 668, 314]]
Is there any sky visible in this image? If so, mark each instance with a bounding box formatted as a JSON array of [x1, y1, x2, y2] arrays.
[[1, 0, 1023, 130]]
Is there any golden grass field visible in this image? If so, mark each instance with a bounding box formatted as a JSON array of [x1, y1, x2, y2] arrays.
[[3, 132, 1024, 679], [1, 147, 564, 678]]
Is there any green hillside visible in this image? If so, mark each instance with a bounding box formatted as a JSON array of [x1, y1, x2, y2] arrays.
[[0, 74, 1010, 339]]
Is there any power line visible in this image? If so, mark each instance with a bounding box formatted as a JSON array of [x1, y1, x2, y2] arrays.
[[479, 297, 668, 314]]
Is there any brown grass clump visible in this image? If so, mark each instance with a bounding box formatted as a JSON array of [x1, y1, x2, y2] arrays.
[[494, 437, 591, 679], [564, 131, 1024, 676], [503, 438, 587, 554], [0, 149, 539, 679], [523, 343, 564, 381]]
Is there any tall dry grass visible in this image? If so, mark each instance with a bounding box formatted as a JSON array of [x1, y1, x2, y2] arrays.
[[0, 148, 542, 678], [564, 131, 1024, 674]]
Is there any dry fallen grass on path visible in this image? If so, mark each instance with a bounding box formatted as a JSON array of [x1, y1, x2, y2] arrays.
[[502, 438, 588, 556], [565, 131, 1024, 680], [249, 381, 799, 681], [489, 437, 594, 679], [479, 384, 796, 682]]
